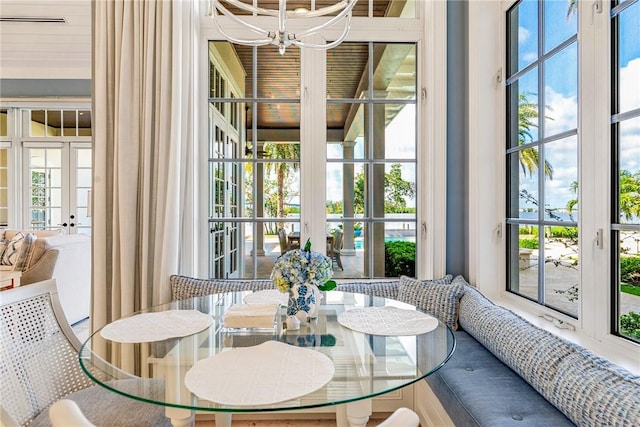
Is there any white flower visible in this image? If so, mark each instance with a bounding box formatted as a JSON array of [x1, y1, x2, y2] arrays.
[[271, 243, 334, 292]]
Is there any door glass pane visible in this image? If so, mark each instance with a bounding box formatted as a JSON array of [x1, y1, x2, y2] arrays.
[[327, 43, 369, 99], [0, 149, 7, 226], [26, 147, 72, 231], [49, 169, 63, 187], [77, 149, 91, 167], [372, 44, 416, 100], [259, 159, 300, 219], [208, 41, 300, 279], [257, 45, 300, 99], [327, 42, 417, 278], [46, 149, 61, 167], [74, 148, 92, 235], [327, 163, 368, 219], [382, 104, 416, 159]]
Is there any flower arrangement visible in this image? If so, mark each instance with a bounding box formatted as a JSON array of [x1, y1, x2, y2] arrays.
[[271, 238, 337, 293]]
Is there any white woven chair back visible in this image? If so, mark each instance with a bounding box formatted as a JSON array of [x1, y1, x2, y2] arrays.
[[0, 280, 93, 426]]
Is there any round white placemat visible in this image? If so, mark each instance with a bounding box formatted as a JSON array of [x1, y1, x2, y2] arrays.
[[184, 340, 335, 406], [100, 310, 212, 343], [337, 306, 438, 336], [243, 289, 288, 306]]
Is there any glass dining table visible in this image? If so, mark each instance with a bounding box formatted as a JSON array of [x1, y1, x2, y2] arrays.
[[79, 290, 455, 427]]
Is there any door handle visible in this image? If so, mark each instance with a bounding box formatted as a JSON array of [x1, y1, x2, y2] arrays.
[[58, 223, 68, 227]]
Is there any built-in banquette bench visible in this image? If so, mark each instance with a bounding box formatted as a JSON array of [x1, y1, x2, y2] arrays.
[[169, 274, 640, 426], [336, 275, 640, 427]]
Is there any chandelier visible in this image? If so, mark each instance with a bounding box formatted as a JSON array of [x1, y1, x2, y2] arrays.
[[209, 0, 358, 55]]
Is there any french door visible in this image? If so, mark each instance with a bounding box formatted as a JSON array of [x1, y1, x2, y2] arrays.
[[22, 142, 92, 234], [209, 105, 240, 278]]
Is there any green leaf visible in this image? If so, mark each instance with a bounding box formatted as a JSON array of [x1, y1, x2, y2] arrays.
[[304, 238, 312, 252], [318, 280, 336, 292]]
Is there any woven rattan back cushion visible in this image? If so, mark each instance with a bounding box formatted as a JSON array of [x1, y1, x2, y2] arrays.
[[1, 290, 94, 425], [170, 275, 275, 301]]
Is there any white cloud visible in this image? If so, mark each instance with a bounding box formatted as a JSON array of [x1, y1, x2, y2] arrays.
[[519, 26, 531, 43], [523, 52, 538, 64], [544, 87, 577, 136], [620, 58, 640, 113]]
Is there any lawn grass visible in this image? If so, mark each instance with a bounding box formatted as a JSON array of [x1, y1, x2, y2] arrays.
[[622, 284, 640, 297]]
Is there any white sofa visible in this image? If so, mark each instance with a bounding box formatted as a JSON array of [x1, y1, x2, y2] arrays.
[[0, 229, 91, 325]]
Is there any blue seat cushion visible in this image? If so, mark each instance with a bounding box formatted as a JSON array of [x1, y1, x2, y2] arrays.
[[426, 331, 574, 427], [30, 379, 171, 427]]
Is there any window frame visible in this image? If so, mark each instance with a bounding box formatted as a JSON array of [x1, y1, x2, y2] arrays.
[[504, 0, 580, 318], [468, 0, 639, 373]]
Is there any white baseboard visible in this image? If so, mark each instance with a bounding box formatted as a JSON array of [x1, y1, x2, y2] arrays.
[[414, 380, 454, 427]]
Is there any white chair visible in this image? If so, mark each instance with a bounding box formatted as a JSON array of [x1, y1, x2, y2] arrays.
[[377, 407, 421, 427], [0, 279, 170, 427], [48, 400, 95, 427]]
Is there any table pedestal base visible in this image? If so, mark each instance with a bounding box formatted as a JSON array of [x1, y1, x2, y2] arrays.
[[165, 407, 193, 427], [214, 413, 232, 427], [337, 399, 372, 427]]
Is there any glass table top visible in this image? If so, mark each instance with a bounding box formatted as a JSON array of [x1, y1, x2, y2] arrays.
[[79, 291, 455, 413]]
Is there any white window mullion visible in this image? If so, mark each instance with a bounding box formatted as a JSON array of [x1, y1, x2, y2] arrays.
[[578, 0, 610, 339], [300, 35, 327, 250], [421, 0, 448, 280]]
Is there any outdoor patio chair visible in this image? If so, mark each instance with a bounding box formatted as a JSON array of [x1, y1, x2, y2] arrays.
[[278, 229, 290, 254], [330, 230, 344, 271], [0, 279, 170, 427]]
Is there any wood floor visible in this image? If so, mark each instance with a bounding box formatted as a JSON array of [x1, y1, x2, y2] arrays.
[[195, 419, 388, 426]]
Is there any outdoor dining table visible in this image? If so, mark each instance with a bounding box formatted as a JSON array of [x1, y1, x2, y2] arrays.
[[79, 290, 455, 427]]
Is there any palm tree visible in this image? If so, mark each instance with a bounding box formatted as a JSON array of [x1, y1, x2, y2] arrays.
[[264, 142, 300, 230], [566, 180, 578, 220], [518, 93, 554, 179], [619, 170, 640, 221], [567, 0, 578, 21]]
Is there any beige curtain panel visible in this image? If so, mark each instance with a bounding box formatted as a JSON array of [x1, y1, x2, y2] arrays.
[[91, 0, 198, 363]]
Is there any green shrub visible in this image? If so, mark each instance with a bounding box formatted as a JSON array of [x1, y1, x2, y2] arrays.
[[385, 240, 415, 277], [548, 227, 578, 239], [519, 238, 539, 249], [620, 256, 640, 286], [518, 225, 537, 236], [620, 311, 640, 341]]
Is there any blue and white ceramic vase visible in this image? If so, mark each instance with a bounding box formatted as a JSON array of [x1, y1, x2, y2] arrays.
[[287, 282, 321, 324]]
